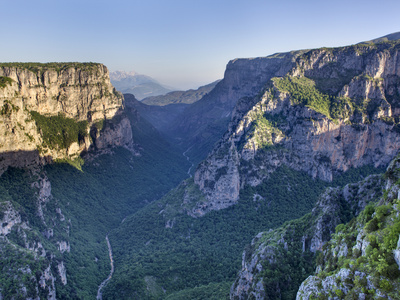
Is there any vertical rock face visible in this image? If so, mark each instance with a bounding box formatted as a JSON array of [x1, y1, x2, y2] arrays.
[[192, 140, 241, 215], [57, 261, 67, 285], [168, 52, 297, 153], [192, 41, 400, 216], [0, 63, 120, 120], [0, 63, 134, 173], [213, 53, 296, 107]]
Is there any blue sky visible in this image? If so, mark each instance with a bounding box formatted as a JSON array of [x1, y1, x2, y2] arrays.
[[1, 0, 399, 89]]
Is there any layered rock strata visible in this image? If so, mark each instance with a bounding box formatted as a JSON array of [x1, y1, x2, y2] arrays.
[[0, 63, 133, 173], [192, 41, 400, 216]]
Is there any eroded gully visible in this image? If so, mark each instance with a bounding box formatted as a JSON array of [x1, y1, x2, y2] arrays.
[[183, 147, 194, 177]]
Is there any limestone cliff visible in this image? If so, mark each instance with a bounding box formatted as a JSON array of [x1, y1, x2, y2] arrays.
[[167, 51, 297, 168], [192, 40, 400, 216], [0, 63, 134, 173]]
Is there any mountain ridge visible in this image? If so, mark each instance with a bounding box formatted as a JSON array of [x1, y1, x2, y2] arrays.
[[359, 31, 400, 44], [141, 80, 220, 106]]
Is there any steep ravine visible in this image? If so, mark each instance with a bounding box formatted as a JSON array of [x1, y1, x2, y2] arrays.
[[0, 62, 190, 298], [3, 36, 400, 299], [0, 63, 137, 299]]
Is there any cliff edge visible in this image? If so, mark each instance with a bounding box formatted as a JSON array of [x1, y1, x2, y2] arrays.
[[0, 62, 134, 173]]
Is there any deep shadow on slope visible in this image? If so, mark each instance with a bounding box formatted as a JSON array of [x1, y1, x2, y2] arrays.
[[0, 108, 190, 298], [47, 108, 190, 298], [124, 93, 189, 135], [141, 80, 220, 106]]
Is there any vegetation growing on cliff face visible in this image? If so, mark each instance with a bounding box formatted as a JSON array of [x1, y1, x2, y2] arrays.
[[0, 168, 66, 299], [0, 62, 102, 76], [272, 74, 396, 125], [302, 214, 400, 299], [0, 100, 19, 117], [230, 168, 385, 300], [0, 104, 190, 298], [272, 76, 355, 121], [258, 217, 317, 300], [0, 76, 13, 88], [30, 111, 88, 150], [0, 240, 50, 299], [244, 109, 285, 149], [273, 76, 332, 118]]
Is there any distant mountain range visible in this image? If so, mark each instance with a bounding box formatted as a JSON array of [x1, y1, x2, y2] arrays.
[[110, 70, 173, 100]]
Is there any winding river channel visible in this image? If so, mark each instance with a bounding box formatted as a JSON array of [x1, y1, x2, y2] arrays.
[[96, 235, 114, 300], [183, 147, 194, 177], [97, 148, 194, 298]]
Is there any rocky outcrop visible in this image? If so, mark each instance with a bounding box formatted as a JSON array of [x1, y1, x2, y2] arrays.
[[57, 261, 67, 285], [192, 141, 241, 215], [0, 169, 70, 299], [39, 265, 57, 300], [92, 115, 135, 152], [0, 63, 134, 173], [395, 234, 400, 269], [0, 201, 24, 235], [230, 174, 383, 299], [193, 40, 400, 216], [296, 153, 400, 299]]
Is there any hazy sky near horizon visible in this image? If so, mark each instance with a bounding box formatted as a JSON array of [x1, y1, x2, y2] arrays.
[[1, 0, 399, 89]]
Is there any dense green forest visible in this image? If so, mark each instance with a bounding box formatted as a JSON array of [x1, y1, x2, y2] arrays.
[[0, 108, 190, 298], [48, 110, 190, 298], [102, 163, 383, 299]]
